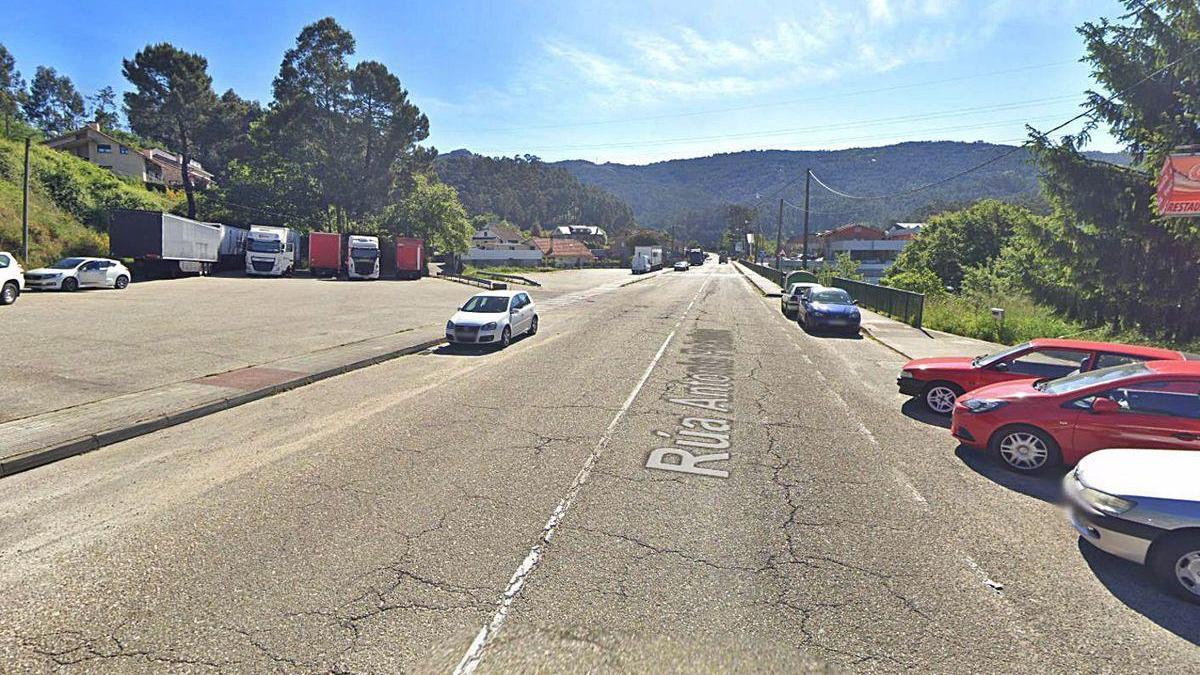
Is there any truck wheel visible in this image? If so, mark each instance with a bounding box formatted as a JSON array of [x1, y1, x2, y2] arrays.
[[1150, 532, 1200, 604], [114, 275, 129, 290], [1, 281, 18, 305], [61, 277, 79, 292]]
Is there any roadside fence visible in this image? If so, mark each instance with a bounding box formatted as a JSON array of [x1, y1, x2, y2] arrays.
[[830, 277, 924, 328]]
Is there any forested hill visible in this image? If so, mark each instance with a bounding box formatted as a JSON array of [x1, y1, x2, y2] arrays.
[[435, 150, 637, 234], [553, 142, 1128, 236]]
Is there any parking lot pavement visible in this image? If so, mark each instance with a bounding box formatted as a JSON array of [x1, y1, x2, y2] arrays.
[[0, 268, 630, 424], [1, 263, 1197, 673]]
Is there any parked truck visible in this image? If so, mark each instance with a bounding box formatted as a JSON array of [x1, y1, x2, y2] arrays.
[[308, 232, 381, 280], [109, 209, 225, 278], [632, 246, 663, 274], [390, 237, 425, 280], [687, 248, 706, 266], [245, 225, 299, 276]]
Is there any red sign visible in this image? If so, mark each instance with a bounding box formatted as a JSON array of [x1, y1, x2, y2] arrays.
[[1157, 153, 1200, 217]]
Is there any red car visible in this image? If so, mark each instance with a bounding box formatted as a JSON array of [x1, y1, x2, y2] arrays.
[[951, 360, 1200, 473], [897, 338, 1189, 415]]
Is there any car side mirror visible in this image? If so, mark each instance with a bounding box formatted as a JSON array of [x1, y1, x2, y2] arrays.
[[993, 362, 1009, 372], [1091, 397, 1120, 414], [852, 299, 859, 305]]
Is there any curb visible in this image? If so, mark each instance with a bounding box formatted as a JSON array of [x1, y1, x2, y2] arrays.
[[620, 270, 666, 287], [858, 323, 914, 360], [732, 262, 782, 297], [0, 336, 447, 478]]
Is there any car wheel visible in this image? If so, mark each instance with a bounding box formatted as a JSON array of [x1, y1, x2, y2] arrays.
[[61, 277, 78, 292], [990, 425, 1062, 474], [114, 275, 129, 290], [1150, 532, 1200, 604], [528, 315, 538, 336], [0, 281, 18, 305], [921, 381, 962, 415], [500, 326, 511, 349]]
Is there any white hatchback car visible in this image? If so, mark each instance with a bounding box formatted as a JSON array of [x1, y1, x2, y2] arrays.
[[446, 290, 538, 348], [0, 251, 24, 305], [24, 257, 131, 292]]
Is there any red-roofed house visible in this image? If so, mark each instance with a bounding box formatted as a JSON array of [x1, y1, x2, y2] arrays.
[[532, 237, 596, 266]]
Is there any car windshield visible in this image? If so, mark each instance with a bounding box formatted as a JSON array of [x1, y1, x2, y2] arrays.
[[461, 295, 510, 313], [49, 257, 87, 269], [350, 246, 378, 259], [247, 239, 282, 253], [974, 342, 1030, 367], [810, 289, 852, 304], [1037, 362, 1150, 395]]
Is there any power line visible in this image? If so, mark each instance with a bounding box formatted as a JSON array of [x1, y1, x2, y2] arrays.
[[805, 43, 1200, 201], [437, 60, 1077, 135]]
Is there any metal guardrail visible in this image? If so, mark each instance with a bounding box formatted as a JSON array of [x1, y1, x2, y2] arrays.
[[474, 271, 542, 287], [739, 260, 784, 286], [438, 273, 507, 290], [831, 277, 924, 329]]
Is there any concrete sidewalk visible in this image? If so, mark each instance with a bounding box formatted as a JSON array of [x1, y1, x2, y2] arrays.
[[734, 260, 1000, 360], [0, 326, 446, 477]]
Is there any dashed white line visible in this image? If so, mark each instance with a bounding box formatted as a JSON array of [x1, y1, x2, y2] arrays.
[[452, 276, 710, 675], [894, 469, 928, 504]]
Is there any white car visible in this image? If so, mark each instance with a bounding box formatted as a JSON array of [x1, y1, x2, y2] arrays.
[[1065, 448, 1200, 603], [780, 282, 819, 318], [673, 261, 690, 271], [0, 251, 24, 305], [24, 257, 131, 292], [446, 290, 538, 349]]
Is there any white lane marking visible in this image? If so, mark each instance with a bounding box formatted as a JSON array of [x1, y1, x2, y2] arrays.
[[964, 555, 1005, 594], [894, 469, 927, 504], [453, 277, 710, 675]]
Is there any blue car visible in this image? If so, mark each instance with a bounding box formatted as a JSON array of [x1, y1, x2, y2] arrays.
[[797, 286, 861, 335]]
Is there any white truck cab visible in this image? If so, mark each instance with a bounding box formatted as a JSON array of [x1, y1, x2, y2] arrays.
[[346, 235, 381, 280], [245, 225, 296, 276]]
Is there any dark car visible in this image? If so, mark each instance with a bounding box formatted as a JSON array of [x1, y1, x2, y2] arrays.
[[797, 286, 861, 335]]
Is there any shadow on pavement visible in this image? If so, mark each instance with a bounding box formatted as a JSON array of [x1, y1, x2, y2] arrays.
[[433, 344, 493, 357], [1078, 539, 1200, 646], [954, 444, 1065, 504], [798, 323, 863, 340], [901, 398, 951, 429]]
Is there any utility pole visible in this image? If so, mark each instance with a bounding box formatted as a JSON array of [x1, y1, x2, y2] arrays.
[[801, 168, 811, 271], [774, 198, 784, 272], [22, 136, 31, 263]]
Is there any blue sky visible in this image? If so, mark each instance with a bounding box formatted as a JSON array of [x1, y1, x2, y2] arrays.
[[4, 0, 1126, 164]]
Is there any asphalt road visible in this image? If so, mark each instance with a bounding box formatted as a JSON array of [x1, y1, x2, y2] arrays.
[[0, 268, 629, 423], [0, 263, 1196, 673]]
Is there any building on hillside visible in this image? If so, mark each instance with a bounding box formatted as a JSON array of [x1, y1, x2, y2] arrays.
[[44, 122, 153, 183], [885, 222, 924, 240], [139, 148, 214, 190], [812, 223, 910, 283], [550, 225, 608, 247], [471, 222, 531, 250], [532, 237, 596, 267]]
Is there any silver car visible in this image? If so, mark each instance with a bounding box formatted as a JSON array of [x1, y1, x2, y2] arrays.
[[780, 282, 819, 318], [1065, 448, 1200, 603], [24, 257, 132, 292]]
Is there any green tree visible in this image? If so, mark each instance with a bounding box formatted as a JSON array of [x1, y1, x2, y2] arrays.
[[194, 89, 261, 181], [819, 252, 863, 285], [380, 174, 472, 253], [22, 66, 84, 136], [88, 86, 120, 130], [883, 199, 1041, 290], [123, 43, 219, 218], [0, 44, 26, 137], [884, 266, 945, 296], [1028, 0, 1200, 340]]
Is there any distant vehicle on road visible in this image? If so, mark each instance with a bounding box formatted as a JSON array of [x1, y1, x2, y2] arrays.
[[24, 257, 131, 292], [245, 225, 299, 276], [673, 261, 690, 271], [718, 253, 728, 264], [308, 233, 381, 279], [1065, 448, 1200, 604], [898, 339, 1191, 415], [780, 282, 819, 318], [0, 251, 24, 305], [446, 290, 538, 349], [951, 360, 1200, 474], [687, 248, 705, 266], [797, 286, 860, 335], [632, 246, 663, 274]]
